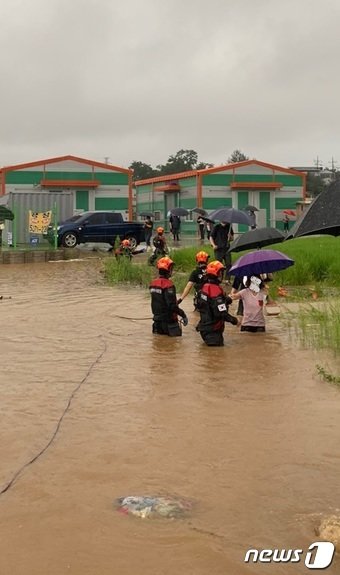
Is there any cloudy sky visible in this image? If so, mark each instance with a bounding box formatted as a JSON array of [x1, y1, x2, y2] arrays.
[[0, 0, 339, 170]]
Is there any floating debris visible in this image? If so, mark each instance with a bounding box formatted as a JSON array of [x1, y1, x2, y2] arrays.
[[316, 515, 340, 549], [115, 495, 192, 519]]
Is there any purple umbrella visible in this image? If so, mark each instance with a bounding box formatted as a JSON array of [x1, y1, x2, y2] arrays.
[[229, 249, 294, 276]]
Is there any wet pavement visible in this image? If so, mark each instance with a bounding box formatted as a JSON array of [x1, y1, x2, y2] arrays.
[[0, 258, 339, 574]]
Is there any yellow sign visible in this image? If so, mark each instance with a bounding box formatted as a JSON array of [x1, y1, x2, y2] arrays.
[[28, 210, 52, 234]]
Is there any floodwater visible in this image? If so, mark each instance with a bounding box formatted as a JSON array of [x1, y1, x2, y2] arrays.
[[0, 257, 339, 575]]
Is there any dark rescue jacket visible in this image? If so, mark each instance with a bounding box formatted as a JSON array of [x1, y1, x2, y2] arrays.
[[150, 277, 185, 323], [153, 235, 167, 252], [196, 277, 238, 333]]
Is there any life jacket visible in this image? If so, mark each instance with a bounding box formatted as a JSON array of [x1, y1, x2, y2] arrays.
[[192, 266, 207, 309], [149, 277, 178, 323], [115, 246, 132, 258], [153, 235, 166, 251], [197, 278, 235, 332]]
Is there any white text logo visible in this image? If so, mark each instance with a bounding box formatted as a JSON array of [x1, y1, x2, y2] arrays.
[[244, 541, 335, 569]]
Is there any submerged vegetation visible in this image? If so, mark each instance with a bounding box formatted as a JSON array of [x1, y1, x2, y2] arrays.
[[316, 365, 340, 387], [291, 302, 340, 355]]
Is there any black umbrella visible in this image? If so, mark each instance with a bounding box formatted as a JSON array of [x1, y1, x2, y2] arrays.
[[139, 211, 153, 217], [228, 227, 285, 253], [243, 205, 259, 212], [0, 206, 14, 221], [208, 207, 253, 225], [192, 207, 208, 216], [286, 182, 340, 239], [170, 207, 189, 216]]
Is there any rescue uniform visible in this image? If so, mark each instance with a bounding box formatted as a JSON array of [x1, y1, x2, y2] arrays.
[[150, 277, 186, 336], [196, 277, 238, 346], [187, 266, 207, 310], [148, 234, 168, 265], [115, 245, 133, 260]]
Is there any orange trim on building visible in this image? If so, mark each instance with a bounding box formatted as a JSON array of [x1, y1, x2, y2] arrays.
[[153, 185, 180, 192], [1, 155, 131, 175], [231, 181, 283, 189], [197, 160, 305, 177], [135, 171, 197, 186], [40, 179, 100, 187], [135, 160, 305, 187]]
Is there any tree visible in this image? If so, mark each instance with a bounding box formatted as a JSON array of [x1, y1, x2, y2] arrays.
[[156, 149, 214, 175], [306, 173, 324, 197], [227, 150, 249, 163], [129, 161, 157, 181], [196, 161, 214, 170]]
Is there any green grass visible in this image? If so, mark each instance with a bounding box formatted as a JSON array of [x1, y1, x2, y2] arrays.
[[291, 301, 340, 356], [104, 236, 340, 295], [316, 365, 340, 387], [104, 257, 154, 286]]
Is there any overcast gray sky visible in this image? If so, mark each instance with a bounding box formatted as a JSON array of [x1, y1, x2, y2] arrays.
[[0, 0, 339, 170]]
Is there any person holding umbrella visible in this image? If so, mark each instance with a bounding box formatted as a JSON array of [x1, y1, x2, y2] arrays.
[[197, 215, 206, 240], [283, 214, 290, 233], [169, 213, 181, 241], [231, 275, 267, 332], [209, 221, 234, 280], [196, 260, 239, 346]]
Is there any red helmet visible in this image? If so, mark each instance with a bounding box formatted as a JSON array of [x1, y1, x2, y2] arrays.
[[156, 226, 164, 234], [121, 239, 130, 247], [206, 260, 225, 277], [157, 256, 174, 272], [195, 251, 210, 264]]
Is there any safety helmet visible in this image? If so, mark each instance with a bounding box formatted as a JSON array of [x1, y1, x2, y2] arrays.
[[157, 256, 174, 272], [206, 260, 225, 277], [156, 226, 164, 234], [121, 239, 130, 247], [195, 251, 210, 264]]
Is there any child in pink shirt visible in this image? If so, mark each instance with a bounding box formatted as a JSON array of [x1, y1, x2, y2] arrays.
[[231, 275, 266, 332]]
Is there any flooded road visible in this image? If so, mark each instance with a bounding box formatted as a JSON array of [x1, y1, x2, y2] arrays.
[[0, 258, 339, 574]]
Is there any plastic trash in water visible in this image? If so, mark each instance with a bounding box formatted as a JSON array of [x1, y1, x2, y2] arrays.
[[116, 495, 192, 519]]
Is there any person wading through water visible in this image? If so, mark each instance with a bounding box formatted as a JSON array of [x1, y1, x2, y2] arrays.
[[196, 260, 239, 346], [149, 256, 188, 336], [177, 251, 210, 311], [148, 227, 168, 265]]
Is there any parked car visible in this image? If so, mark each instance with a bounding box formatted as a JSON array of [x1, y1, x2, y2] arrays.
[[45, 211, 145, 249]]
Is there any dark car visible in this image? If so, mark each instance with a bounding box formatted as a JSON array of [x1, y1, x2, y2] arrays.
[[45, 211, 145, 249]]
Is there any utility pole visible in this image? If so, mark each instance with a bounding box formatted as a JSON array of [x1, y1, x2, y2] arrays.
[[313, 156, 323, 171], [104, 156, 110, 165]]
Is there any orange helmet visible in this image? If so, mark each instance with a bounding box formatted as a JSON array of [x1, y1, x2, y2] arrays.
[[157, 256, 174, 272], [156, 226, 164, 234], [122, 239, 130, 247], [195, 251, 210, 264], [206, 260, 225, 277]]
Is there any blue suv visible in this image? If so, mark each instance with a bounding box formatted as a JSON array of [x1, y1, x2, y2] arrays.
[[45, 211, 145, 249]]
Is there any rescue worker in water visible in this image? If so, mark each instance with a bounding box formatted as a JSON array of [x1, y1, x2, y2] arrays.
[[196, 260, 239, 346], [149, 256, 188, 336], [177, 251, 210, 311]]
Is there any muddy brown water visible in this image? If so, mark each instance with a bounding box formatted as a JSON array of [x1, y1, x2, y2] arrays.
[[0, 258, 340, 575]]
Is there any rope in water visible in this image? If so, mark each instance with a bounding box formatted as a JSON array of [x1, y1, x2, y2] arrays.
[[0, 336, 107, 496]]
